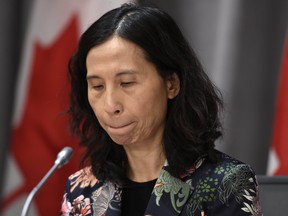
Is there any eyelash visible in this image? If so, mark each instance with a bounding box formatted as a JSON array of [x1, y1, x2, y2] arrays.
[[93, 85, 104, 90], [92, 82, 134, 90], [121, 82, 134, 87]]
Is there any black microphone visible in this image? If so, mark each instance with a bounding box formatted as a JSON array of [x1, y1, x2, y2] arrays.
[[21, 147, 73, 216]]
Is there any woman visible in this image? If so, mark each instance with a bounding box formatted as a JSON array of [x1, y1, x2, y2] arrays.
[[61, 3, 262, 216]]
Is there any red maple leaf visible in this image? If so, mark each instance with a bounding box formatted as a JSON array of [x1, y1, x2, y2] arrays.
[[1, 16, 83, 215]]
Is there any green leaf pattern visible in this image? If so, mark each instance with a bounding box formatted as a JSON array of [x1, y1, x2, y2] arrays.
[[152, 155, 262, 216], [218, 164, 262, 215], [153, 169, 191, 213]]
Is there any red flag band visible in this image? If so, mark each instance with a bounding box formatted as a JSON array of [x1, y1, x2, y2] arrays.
[[267, 35, 288, 175]]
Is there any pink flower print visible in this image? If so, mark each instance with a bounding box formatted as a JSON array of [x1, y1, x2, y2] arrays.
[[72, 195, 92, 215], [60, 193, 72, 215], [69, 167, 98, 192]]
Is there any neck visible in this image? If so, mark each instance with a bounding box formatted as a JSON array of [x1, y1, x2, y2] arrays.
[[124, 143, 165, 182]]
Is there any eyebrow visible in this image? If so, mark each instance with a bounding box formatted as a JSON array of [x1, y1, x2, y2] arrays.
[[86, 75, 101, 80], [86, 70, 139, 80]]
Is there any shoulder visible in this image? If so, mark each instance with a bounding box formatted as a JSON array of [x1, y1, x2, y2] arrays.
[[195, 150, 254, 175], [211, 150, 255, 176], [61, 167, 99, 215], [64, 166, 99, 198], [68, 166, 98, 186], [62, 167, 123, 215], [191, 150, 258, 190], [185, 150, 262, 215]]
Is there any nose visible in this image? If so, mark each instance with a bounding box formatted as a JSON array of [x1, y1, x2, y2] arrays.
[[103, 88, 123, 116]]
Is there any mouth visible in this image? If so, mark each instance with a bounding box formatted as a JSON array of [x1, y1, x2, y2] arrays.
[[109, 123, 131, 129], [107, 122, 135, 135]]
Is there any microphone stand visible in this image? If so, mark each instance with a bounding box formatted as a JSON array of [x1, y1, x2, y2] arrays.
[[21, 163, 59, 216], [20, 147, 73, 216]]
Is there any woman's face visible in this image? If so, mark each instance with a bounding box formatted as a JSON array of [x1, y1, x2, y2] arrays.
[[86, 36, 179, 149]]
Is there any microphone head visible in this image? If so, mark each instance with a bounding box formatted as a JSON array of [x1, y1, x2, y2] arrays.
[[54, 147, 73, 168]]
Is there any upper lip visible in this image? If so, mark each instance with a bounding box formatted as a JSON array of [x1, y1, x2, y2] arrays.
[[108, 122, 133, 129]]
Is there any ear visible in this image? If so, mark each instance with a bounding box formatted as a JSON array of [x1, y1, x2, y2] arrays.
[[166, 73, 180, 99]]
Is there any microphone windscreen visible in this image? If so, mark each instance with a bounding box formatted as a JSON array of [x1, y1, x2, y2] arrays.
[[54, 147, 73, 168]]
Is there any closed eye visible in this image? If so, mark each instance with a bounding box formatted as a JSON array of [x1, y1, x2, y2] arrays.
[[121, 82, 135, 87], [93, 85, 104, 90]]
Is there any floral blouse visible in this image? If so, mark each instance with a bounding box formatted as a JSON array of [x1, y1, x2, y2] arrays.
[[60, 150, 262, 215]]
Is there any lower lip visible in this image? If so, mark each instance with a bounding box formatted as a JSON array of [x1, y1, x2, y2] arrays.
[[107, 122, 135, 135]]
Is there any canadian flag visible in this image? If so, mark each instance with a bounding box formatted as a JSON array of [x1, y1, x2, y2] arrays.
[[0, 0, 128, 215], [267, 35, 288, 175]]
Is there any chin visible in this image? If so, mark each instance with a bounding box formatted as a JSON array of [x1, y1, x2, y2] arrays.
[[110, 135, 134, 146]]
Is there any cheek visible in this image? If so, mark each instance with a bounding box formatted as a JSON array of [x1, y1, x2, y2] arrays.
[[88, 99, 106, 129], [88, 94, 95, 112], [138, 92, 168, 124], [88, 94, 101, 117]]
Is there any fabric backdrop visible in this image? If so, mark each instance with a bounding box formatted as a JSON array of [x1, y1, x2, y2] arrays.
[[0, 0, 287, 215], [0, 0, 128, 215]]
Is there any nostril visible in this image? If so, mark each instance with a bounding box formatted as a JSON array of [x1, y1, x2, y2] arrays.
[[115, 109, 121, 114]]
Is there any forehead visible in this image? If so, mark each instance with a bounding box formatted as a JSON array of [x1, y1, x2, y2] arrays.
[[86, 36, 153, 78], [87, 36, 144, 62]]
